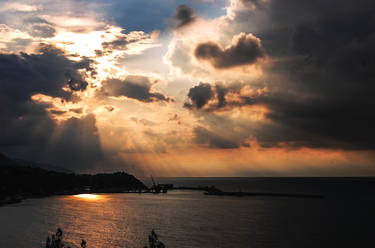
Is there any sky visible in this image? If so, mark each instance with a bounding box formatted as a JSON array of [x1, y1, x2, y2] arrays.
[[1, 0, 375, 177]]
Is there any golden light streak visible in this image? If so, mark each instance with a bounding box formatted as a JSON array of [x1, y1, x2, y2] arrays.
[[73, 194, 100, 200], [52, 30, 109, 57], [31, 93, 85, 122]]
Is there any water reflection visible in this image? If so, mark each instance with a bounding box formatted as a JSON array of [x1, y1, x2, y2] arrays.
[[1, 187, 372, 248], [73, 194, 101, 200], [0, 191, 268, 248]]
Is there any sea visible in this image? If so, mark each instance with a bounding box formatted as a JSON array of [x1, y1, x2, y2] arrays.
[[0, 177, 374, 248]]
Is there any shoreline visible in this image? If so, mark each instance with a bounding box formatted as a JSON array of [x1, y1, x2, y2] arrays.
[[1, 184, 328, 207]]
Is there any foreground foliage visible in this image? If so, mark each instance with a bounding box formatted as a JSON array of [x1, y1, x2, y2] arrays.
[[45, 228, 166, 248]]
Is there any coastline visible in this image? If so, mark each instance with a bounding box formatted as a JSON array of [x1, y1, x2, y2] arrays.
[[1, 154, 148, 207]]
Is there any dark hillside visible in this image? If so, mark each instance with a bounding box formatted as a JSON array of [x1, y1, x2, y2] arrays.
[[0, 153, 147, 205]]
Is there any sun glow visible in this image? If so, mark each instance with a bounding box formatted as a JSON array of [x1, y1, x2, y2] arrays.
[[48, 25, 159, 83], [73, 194, 100, 200]]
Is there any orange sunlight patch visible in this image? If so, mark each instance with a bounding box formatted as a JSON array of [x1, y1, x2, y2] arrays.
[[73, 194, 101, 200]]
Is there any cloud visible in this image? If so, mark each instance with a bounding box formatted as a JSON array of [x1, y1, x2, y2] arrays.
[[184, 82, 264, 111], [0, 2, 42, 12], [100, 75, 173, 103], [68, 78, 88, 91], [102, 37, 130, 51], [0, 46, 105, 171], [5, 38, 32, 52], [193, 126, 240, 149], [20, 17, 57, 38], [101, 31, 158, 54], [104, 106, 115, 112], [168, 114, 181, 125], [0, 45, 92, 103], [189, 0, 375, 150], [227, 0, 269, 19], [46, 114, 103, 168], [131, 117, 156, 126], [184, 83, 213, 109], [250, 0, 375, 150], [1, 0, 375, 176], [70, 108, 83, 114], [173, 5, 196, 29], [189, 111, 257, 150], [102, 31, 151, 50], [30, 23, 55, 38], [164, 1, 274, 80], [195, 32, 265, 69]]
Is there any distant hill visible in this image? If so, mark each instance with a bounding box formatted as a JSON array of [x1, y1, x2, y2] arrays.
[[12, 159, 74, 174], [0, 153, 147, 205], [0, 153, 11, 164], [0, 152, 74, 173]]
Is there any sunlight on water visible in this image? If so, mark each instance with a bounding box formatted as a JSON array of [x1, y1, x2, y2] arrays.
[[1, 179, 374, 248], [73, 194, 100, 200]]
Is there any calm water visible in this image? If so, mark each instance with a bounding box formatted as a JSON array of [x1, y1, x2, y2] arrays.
[[1, 178, 375, 248]]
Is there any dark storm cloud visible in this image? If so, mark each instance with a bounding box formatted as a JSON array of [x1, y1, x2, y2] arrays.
[[184, 82, 258, 111], [68, 78, 88, 91], [0, 45, 103, 171], [100, 75, 172, 103], [0, 45, 91, 103], [258, 0, 375, 149], [199, 0, 375, 150], [173, 5, 196, 29], [194, 32, 265, 69], [184, 83, 213, 109]]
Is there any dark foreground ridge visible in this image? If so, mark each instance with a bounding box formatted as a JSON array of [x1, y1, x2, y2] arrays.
[[0, 153, 147, 206]]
